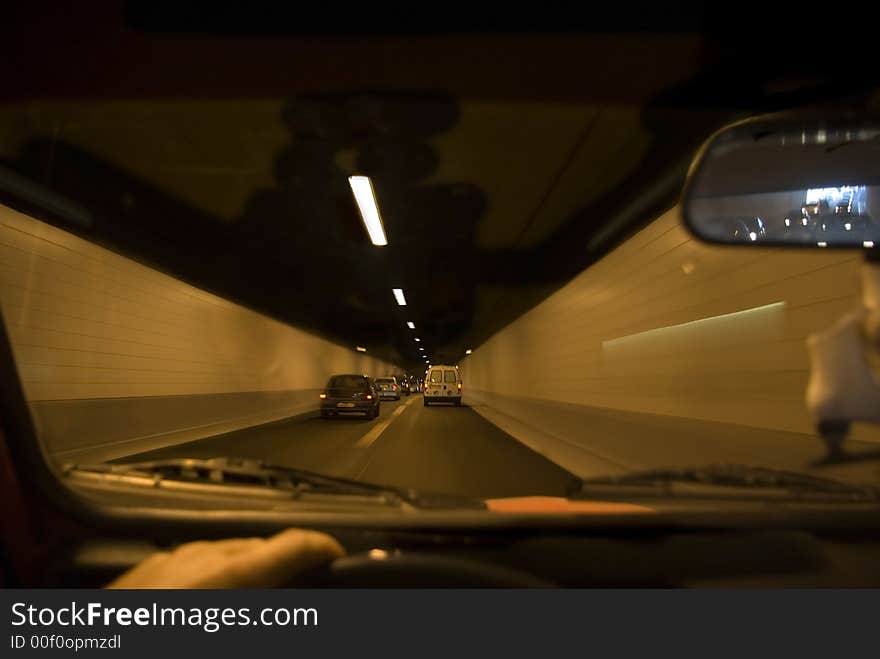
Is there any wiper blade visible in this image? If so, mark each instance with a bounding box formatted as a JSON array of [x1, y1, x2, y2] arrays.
[[65, 457, 484, 509], [67, 457, 407, 500], [571, 464, 880, 500]]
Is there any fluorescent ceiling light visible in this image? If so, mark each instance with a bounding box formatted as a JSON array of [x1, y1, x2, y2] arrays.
[[419, 347, 424, 351], [348, 176, 388, 246], [414, 338, 420, 342], [407, 322, 415, 329], [392, 288, 407, 306], [356, 346, 366, 352]]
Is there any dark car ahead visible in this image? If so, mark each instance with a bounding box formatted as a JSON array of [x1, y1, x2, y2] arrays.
[[319, 374, 380, 419]]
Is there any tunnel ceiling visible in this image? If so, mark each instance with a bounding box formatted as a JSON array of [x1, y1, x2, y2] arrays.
[[3, 3, 879, 372]]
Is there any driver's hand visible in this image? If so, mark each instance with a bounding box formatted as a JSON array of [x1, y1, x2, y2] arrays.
[[106, 529, 345, 589]]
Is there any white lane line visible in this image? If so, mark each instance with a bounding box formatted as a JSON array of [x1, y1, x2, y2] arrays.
[[354, 398, 414, 448]]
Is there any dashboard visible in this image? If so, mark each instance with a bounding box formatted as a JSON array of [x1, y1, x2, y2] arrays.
[[57, 525, 880, 588]]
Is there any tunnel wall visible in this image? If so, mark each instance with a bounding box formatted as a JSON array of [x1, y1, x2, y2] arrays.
[[0, 204, 398, 463], [460, 206, 880, 472]]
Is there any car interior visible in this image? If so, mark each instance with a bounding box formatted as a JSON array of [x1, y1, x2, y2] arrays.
[[3, 4, 880, 588]]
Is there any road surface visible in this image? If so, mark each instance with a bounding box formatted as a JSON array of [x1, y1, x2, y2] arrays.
[[117, 389, 880, 495], [117, 395, 577, 499]]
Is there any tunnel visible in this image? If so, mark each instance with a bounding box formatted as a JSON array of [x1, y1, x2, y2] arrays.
[[2, 195, 879, 499]]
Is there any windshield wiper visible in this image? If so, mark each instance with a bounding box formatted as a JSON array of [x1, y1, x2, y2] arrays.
[[64, 457, 485, 509], [570, 464, 880, 501]]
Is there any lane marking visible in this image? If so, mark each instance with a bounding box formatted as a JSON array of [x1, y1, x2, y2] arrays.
[[354, 396, 420, 478], [354, 397, 415, 448]]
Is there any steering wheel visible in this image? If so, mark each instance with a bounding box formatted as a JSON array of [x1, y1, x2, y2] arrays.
[[290, 551, 556, 587]]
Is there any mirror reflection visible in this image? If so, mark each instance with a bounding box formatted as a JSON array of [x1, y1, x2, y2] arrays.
[[684, 123, 880, 247], [691, 184, 880, 247]]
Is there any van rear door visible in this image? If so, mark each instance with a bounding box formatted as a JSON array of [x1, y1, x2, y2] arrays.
[[426, 367, 458, 398], [425, 368, 442, 398]]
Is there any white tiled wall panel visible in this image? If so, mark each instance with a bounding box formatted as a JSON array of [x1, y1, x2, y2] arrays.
[[0, 204, 397, 401], [461, 207, 880, 441]]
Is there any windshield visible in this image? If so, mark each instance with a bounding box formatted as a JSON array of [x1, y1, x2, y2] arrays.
[[1, 18, 880, 515], [329, 376, 368, 389]]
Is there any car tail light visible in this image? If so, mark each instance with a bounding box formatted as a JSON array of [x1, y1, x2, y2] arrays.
[[319, 393, 327, 399]]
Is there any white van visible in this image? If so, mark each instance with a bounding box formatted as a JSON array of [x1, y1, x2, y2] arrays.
[[423, 365, 462, 406]]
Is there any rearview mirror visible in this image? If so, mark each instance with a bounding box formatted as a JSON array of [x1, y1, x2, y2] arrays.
[[681, 113, 880, 249]]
